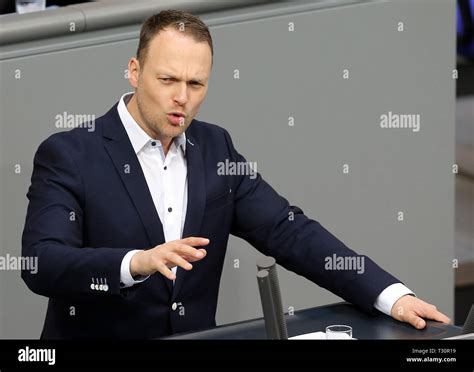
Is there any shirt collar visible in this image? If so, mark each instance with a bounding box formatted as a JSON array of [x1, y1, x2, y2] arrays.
[[117, 92, 186, 155]]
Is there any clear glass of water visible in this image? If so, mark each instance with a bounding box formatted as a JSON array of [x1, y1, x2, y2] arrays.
[[16, 0, 46, 14], [325, 325, 352, 339]]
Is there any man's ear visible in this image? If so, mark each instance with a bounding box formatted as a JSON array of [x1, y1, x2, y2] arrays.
[[128, 57, 141, 89]]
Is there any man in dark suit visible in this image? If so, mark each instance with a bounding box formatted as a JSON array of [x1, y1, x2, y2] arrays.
[[21, 10, 450, 339]]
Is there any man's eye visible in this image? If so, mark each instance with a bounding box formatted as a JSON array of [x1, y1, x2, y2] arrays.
[[160, 78, 172, 83]]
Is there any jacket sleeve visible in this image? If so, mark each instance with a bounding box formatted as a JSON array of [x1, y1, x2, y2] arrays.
[[21, 134, 136, 301], [223, 129, 401, 314]]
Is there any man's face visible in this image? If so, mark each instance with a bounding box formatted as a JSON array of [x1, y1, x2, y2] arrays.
[[128, 27, 212, 141]]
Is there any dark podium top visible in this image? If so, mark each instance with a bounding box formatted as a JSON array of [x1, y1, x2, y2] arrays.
[[164, 302, 462, 339]]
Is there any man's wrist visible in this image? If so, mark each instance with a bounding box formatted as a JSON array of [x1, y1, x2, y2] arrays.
[[374, 283, 415, 316], [129, 250, 143, 277], [120, 250, 149, 288]]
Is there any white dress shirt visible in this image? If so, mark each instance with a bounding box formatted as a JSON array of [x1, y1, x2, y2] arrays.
[[116, 92, 414, 316], [118, 92, 187, 288]]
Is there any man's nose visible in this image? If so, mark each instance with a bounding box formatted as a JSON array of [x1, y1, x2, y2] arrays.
[[173, 83, 188, 106]]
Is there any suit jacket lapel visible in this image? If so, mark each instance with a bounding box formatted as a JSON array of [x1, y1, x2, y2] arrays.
[[171, 135, 206, 302], [102, 105, 167, 262]]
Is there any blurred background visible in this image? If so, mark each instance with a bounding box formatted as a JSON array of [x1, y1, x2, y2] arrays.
[[455, 0, 474, 329]]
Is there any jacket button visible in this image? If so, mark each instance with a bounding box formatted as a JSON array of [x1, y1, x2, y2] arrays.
[[171, 302, 177, 311]]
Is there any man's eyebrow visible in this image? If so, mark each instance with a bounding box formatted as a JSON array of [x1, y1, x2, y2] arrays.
[[157, 73, 207, 84]]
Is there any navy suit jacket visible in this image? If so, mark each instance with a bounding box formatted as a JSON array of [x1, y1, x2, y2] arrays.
[[21, 102, 400, 339]]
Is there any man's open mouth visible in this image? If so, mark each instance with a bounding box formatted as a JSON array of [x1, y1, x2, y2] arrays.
[[167, 112, 186, 125]]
